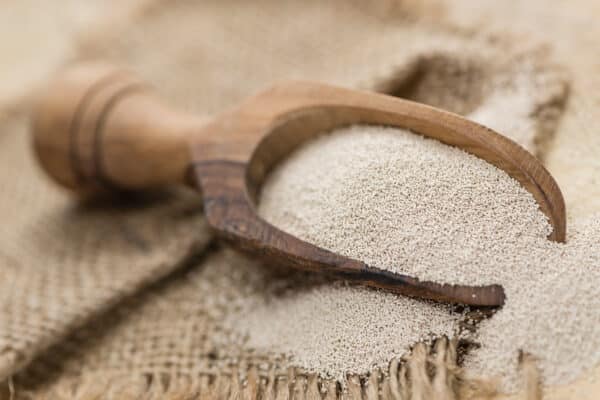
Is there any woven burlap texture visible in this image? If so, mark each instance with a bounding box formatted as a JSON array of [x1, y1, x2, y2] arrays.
[[0, 1, 570, 399]]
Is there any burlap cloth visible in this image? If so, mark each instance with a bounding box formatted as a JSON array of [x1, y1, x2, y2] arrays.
[[0, 1, 597, 399]]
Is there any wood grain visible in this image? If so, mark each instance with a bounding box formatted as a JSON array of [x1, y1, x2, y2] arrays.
[[31, 63, 568, 306]]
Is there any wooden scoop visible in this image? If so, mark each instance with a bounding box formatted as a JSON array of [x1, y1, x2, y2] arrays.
[[32, 63, 566, 307]]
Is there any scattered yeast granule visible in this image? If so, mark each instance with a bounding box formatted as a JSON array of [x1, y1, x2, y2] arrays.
[[231, 283, 459, 382], [228, 125, 600, 390], [464, 215, 600, 390]]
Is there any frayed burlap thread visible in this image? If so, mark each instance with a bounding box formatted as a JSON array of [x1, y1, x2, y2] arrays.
[[4, 338, 511, 400]]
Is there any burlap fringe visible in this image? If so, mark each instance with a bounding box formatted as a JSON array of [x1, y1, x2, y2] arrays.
[[1, 338, 543, 400]]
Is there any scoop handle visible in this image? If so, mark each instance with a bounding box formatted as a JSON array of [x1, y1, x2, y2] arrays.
[[31, 63, 204, 194]]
